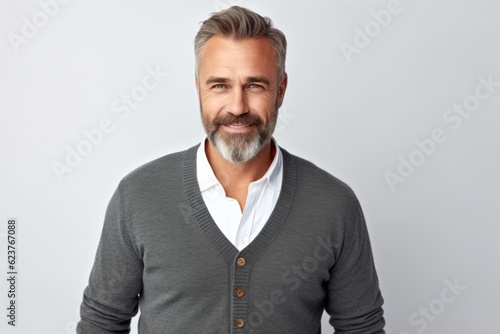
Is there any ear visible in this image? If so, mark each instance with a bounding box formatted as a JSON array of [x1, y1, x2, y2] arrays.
[[277, 73, 288, 108], [195, 76, 200, 94]]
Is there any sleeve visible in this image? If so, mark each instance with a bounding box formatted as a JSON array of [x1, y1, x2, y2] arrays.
[[77, 183, 144, 334], [325, 200, 385, 333]]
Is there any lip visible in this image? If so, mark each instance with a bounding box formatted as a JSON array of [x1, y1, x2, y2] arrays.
[[221, 124, 255, 133]]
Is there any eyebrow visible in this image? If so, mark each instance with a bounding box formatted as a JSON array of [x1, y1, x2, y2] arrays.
[[246, 76, 271, 86], [205, 76, 271, 86], [205, 77, 228, 85]]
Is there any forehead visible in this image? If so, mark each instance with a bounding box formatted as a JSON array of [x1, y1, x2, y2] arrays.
[[199, 36, 278, 79]]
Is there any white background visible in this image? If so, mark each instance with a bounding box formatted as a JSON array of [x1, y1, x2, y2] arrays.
[[1, 0, 499, 333]]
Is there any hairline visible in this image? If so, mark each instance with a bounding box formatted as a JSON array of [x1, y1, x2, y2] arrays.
[[194, 6, 287, 82], [197, 36, 282, 83]]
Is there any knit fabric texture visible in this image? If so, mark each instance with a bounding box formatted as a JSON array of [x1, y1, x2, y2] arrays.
[[77, 144, 385, 334]]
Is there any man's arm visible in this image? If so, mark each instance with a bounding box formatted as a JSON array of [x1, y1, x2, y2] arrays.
[[325, 200, 385, 333], [77, 183, 143, 334]]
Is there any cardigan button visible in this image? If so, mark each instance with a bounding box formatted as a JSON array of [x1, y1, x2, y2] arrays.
[[234, 318, 245, 328], [236, 257, 247, 267], [234, 288, 245, 298]]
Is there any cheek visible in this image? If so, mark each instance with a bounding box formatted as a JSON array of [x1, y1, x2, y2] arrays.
[[200, 97, 221, 117], [248, 95, 277, 118]]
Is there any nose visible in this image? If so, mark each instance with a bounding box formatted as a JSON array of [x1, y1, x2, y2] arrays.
[[226, 87, 248, 116]]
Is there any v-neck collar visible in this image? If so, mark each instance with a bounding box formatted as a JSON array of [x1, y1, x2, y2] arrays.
[[182, 143, 296, 265]]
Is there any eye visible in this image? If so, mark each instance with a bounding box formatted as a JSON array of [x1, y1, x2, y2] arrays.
[[248, 83, 263, 89], [211, 84, 226, 89]]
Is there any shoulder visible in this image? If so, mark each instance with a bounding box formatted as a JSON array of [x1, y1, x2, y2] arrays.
[[117, 143, 199, 195], [280, 147, 360, 210]]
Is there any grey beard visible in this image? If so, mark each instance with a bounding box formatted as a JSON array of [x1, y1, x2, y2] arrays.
[[210, 130, 271, 164], [199, 92, 280, 164]]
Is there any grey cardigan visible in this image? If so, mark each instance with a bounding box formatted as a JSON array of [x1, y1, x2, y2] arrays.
[[77, 144, 385, 333]]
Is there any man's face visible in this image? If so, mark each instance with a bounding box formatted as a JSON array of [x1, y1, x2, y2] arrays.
[[196, 36, 287, 163]]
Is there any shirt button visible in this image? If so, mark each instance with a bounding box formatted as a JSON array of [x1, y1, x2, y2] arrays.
[[236, 257, 247, 267], [234, 318, 245, 328], [234, 288, 245, 298]]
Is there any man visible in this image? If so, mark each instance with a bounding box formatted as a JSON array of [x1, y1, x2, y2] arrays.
[[77, 6, 385, 334]]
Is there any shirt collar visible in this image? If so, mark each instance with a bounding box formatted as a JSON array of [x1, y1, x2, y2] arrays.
[[196, 137, 282, 193]]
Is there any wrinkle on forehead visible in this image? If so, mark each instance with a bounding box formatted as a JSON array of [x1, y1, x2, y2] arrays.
[[199, 36, 279, 83]]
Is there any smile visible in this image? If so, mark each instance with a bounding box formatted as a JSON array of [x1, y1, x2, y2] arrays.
[[221, 124, 256, 133]]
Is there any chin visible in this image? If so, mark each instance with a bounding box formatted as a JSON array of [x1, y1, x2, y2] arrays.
[[212, 133, 264, 164]]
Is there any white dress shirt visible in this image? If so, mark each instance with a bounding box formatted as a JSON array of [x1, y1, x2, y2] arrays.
[[196, 137, 283, 251]]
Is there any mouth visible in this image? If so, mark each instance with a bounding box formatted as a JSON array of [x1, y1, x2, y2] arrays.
[[227, 124, 252, 128], [221, 123, 255, 133]]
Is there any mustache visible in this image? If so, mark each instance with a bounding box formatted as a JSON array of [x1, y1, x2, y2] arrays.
[[212, 113, 263, 127]]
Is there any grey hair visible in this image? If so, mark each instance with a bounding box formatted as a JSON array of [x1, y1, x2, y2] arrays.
[[194, 6, 287, 81]]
